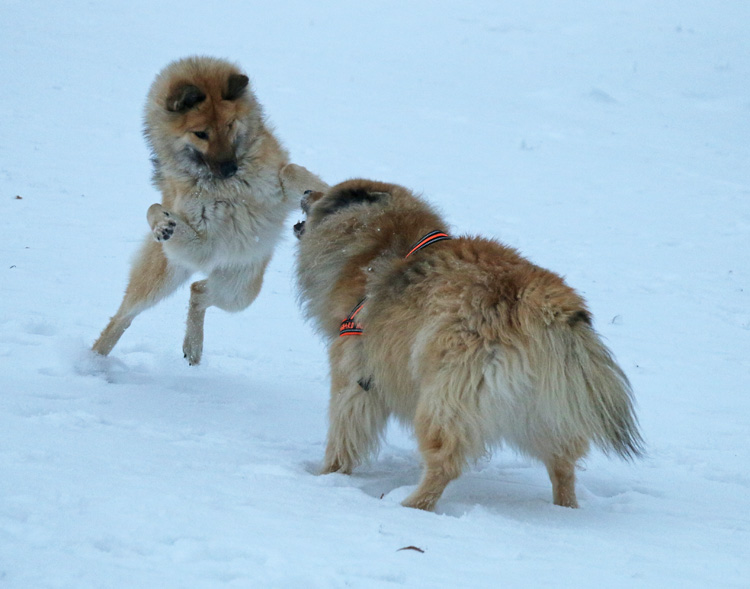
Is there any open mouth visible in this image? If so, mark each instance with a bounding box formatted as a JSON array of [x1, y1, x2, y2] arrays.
[[293, 220, 305, 239], [293, 192, 315, 239]]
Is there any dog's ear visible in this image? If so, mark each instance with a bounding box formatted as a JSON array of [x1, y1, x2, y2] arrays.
[[317, 188, 389, 217], [166, 84, 206, 112], [223, 74, 249, 100]]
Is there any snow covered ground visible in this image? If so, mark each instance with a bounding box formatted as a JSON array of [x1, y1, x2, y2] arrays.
[[2, 0, 749, 586]]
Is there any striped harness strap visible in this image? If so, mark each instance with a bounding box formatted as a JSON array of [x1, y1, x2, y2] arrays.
[[404, 230, 451, 258], [339, 230, 451, 337], [339, 297, 367, 336]]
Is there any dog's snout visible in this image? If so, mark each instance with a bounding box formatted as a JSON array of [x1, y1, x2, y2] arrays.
[[300, 194, 311, 214], [218, 160, 238, 179]]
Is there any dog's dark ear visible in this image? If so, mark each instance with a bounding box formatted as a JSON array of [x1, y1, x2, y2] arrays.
[[224, 74, 249, 100], [166, 84, 206, 112], [317, 188, 389, 217]]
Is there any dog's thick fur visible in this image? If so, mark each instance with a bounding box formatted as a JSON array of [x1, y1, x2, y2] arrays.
[[93, 56, 294, 364], [282, 164, 643, 511]]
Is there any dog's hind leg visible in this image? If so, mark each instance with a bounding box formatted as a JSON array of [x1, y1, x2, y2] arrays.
[[402, 372, 487, 511], [402, 407, 470, 512], [322, 340, 388, 474], [183, 279, 209, 365], [543, 441, 587, 508], [93, 239, 191, 356], [182, 259, 270, 365]]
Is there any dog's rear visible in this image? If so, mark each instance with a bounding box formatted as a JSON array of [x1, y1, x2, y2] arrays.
[[510, 294, 642, 463], [503, 287, 642, 507], [366, 237, 643, 510]]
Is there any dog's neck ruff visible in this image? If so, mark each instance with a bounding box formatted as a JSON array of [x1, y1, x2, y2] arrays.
[[338, 230, 451, 337]]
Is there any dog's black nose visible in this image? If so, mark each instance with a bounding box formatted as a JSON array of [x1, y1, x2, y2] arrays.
[[218, 160, 238, 179]]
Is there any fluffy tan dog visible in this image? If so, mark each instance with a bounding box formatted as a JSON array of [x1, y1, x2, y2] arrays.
[[282, 164, 643, 511], [93, 56, 293, 364]]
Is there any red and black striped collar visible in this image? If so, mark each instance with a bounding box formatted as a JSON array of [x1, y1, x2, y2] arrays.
[[339, 230, 451, 337]]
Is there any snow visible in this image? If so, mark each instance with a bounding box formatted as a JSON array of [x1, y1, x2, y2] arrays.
[[2, 0, 749, 586]]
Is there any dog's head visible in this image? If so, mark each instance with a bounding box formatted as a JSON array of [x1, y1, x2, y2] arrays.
[[146, 56, 262, 181], [293, 180, 392, 239]]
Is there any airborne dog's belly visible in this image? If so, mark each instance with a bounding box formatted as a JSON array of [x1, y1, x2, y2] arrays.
[[170, 189, 289, 272]]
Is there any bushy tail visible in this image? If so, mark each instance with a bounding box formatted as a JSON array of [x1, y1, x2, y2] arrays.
[[527, 317, 645, 460]]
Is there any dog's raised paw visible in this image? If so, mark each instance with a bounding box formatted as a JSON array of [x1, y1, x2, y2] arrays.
[[153, 218, 176, 241], [147, 203, 177, 242], [151, 211, 177, 242]]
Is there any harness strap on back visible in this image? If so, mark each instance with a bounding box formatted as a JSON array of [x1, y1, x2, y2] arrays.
[[338, 230, 451, 337], [405, 230, 451, 258]]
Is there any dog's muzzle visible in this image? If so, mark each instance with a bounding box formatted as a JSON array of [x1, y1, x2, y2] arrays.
[[300, 191, 313, 214]]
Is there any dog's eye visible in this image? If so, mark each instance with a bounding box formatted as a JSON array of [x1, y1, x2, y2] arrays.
[[193, 131, 209, 140], [227, 120, 235, 129]]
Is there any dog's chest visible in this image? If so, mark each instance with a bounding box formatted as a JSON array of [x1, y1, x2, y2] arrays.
[[175, 182, 289, 264]]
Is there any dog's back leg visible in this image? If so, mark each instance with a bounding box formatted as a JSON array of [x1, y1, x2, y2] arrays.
[[400, 341, 489, 511], [182, 258, 270, 365], [322, 339, 388, 474], [402, 409, 470, 512], [93, 239, 191, 356], [182, 279, 209, 366], [543, 442, 587, 508]]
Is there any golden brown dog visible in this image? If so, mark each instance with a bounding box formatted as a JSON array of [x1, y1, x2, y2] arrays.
[[93, 56, 294, 364], [282, 164, 643, 511]]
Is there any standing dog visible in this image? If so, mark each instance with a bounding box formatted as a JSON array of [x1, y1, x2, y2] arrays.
[[93, 56, 293, 365], [282, 164, 643, 511]]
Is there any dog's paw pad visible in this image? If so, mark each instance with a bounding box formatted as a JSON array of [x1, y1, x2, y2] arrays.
[[153, 218, 176, 242]]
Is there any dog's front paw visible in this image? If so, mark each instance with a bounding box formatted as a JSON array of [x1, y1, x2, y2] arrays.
[[147, 203, 177, 242], [153, 215, 176, 242]]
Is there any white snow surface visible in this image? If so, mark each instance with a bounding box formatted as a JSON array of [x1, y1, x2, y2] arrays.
[[2, 1, 749, 587]]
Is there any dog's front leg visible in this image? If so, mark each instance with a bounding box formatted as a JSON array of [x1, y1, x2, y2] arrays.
[[322, 340, 387, 474], [280, 163, 329, 201]]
